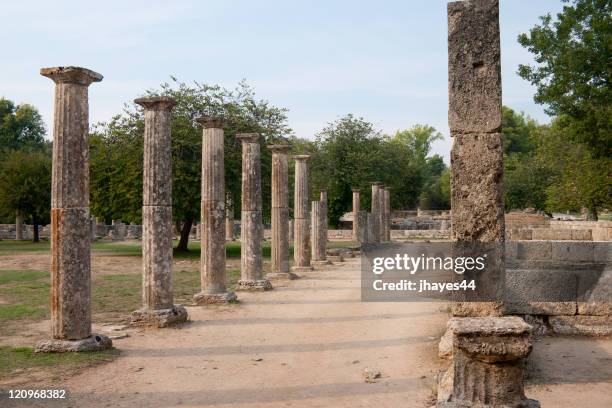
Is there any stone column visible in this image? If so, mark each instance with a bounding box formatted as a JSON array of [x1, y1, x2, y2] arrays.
[[193, 118, 237, 303], [288, 219, 294, 243], [35, 66, 111, 353], [266, 145, 297, 280], [448, 0, 505, 318], [352, 188, 360, 241], [366, 212, 374, 244], [226, 211, 235, 241], [383, 187, 391, 242], [378, 184, 386, 242], [15, 213, 24, 240], [370, 182, 381, 243], [291, 155, 313, 272], [311, 201, 330, 266], [319, 189, 328, 251], [440, 2, 538, 407], [130, 96, 188, 326], [236, 134, 272, 291], [356, 211, 368, 244]]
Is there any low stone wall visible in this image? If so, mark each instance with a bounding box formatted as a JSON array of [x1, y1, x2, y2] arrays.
[[505, 240, 611, 334], [391, 229, 451, 240], [506, 217, 612, 241], [0, 224, 51, 240]]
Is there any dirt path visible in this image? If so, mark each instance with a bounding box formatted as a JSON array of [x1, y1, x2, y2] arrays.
[[19, 258, 448, 408]]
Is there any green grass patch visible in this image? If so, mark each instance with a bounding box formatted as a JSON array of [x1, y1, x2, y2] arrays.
[[0, 346, 118, 381], [0, 241, 50, 255], [0, 270, 50, 324]]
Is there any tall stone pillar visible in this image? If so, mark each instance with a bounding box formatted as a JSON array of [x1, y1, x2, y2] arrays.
[[383, 187, 391, 242], [378, 184, 386, 242], [226, 211, 235, 241], [266, 145, 297, 280], [15, 213, 24, 240], [448, 0, 504, 317], [370, 182, 381, 243], [288, 219, 294, 243], [236, 134, 272, 291], [319, 189, 328, 251], [291, 155, 313, 272], [356, 211, 368, 244], [193, 118, 237, 303], [130, 97, 188, 326], [311, 201, 330, 266], [36, 66, 111, 352], [352, 188, 360, 241], [439, 2, 538, 407]]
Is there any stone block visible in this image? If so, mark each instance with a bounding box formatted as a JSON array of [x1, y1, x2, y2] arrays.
[[505, 269, 577, 315], [552, 241, 595, 262], [571, 229, 592, 240], [235, 279, 273, 291], [130, 305, 188, 328], [549, 315, 612, 336], [516, 241, 552, 260], [577, 267, 611, 315], [447, 0, 501, 133], [593, 242, 612, 263], [36, 334, 112, 353]]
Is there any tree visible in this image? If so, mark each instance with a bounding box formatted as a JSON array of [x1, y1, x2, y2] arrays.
[[0, 149, 52, 241], [419, 156, 450, 210], [518, 0, 611, 157], [0, 98, 46, 155], [90, 78, 292, 251]]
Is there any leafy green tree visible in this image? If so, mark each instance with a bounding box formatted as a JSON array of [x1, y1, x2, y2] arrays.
[[419, 156, 450, 210], [0, 149, 52, 241], [90, 79, 291, 251], [518, 0, 611, 157], [0, 98, 46, 155]]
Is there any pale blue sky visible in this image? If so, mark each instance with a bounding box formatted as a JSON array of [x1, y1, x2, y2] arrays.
[[1, 0, 564, 161]]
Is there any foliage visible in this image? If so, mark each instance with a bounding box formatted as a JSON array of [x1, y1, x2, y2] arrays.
[[0, 98, 46, 156], [518, 0, 611, 157]]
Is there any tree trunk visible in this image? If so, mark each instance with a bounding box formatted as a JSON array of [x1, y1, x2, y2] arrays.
[[587, 206, 598, 221], [175, 218, 193, 252], [32, 215, 40, 243]]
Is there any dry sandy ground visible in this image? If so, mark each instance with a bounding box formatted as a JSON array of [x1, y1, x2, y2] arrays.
[[2, 256, 611, 407]]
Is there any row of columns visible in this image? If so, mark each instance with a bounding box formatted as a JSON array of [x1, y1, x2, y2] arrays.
[[351, 183, 391, 244]]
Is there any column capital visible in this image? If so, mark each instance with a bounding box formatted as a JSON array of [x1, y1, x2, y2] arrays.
[[371, 181, 382, 186], [40, 66, 103, 85], [196, 117, 224, 129], [236, 133, 260, 143], [134, 96, 176, 111], [267, 144, 291, 154], [352, 188, 360, 193], [292, 154, 310, 161], [319, 188, 327, 193]]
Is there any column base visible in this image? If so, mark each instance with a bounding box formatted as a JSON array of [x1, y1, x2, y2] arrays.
[[437, 316, 539, 408], [193, 291, 238, 304], [130, 305, 188, 328], [266, 272, 299, 280], [235, 279, 273, 291], [328, 255, 344, 262], [35, 334, 113, 353], [311, 260, 332, 268], [291, 265, 314, 273]]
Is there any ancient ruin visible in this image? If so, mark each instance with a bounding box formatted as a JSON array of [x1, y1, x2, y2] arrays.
[[193, 118, 237, 303], [130, 96, 188, 327], [439, 1, 538, 406], [235, 133, 272, 291], [370, 182, 382, 243], [266, 145, 297, 280], [311, 200, 330, 266], [352, 188, 360, 240], [35, 67, 112, 352], [291, 155, 314, 272]]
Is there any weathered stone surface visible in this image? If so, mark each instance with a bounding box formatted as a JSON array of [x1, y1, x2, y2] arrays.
[[35, 333, 112, 353], [311, 201, 326, 262], [450, 133, 504, 243], [265, 272, 299, 281], [50, 207, 92, 340], [196, 118, 234, 302], [319, 189, 328, 254], [447, 0, 501, 133], [193, 291, 237, 304], [439, 316, 538, 408], [292, 156, 312, 271], [135, 96, 175, 206], [15, 213, 23, 240], [438, 328, 453, 359], [371, 183, 382, 243], [288, 219, 294, 243], [549, 315, 612, 336], [141, 206, 174, 309], [130, 305, 188, 328], [352, 188, 360, 240], [328, 255, 344, 262], [236, 279, 273, 291], [268, 145, 291, 275], [226, 212, 235, 241], [383, 187, 391, 242], [356, 211, 368, 244], [577, 267, 612, 315], [552, 241, 595, 262], [505, 269, 577, 315], [238, 134, 269, 289]]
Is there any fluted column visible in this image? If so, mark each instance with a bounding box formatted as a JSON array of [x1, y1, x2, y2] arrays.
[[291, 155, 313, 272], [370, 182, 382, 243], [383, 187, 391, 242], [266, 145, 296, 280], [15, 213, 24, 240], [193, 118, 237, 303], [378, 184, 386, 242], [130, 96, 188, 326], [319, 189, 328, 258], [36, 66, 111, 352], [236, 134, 272, 291], [352, 188, 360, 241], [311, 201, 330, 266]]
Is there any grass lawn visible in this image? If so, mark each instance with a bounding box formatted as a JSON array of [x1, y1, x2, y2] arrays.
[[0, 346, 119, 382]]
